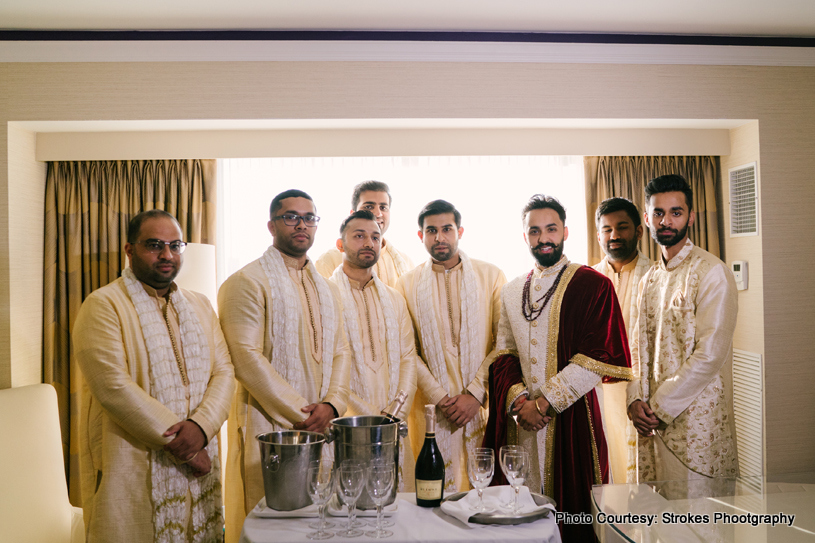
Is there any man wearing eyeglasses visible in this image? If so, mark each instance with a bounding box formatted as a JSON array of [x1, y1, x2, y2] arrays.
[[219, 189, 352, 543], [72, 209, 235, 543], [315, 180, 414, 288]]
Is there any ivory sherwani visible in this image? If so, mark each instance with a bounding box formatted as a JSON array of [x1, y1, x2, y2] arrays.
[[316, 240, 414, 288], [219, 247, 352, 543], [628, 239, 739, 482], [330, 269, 419, 490], [74, 277, 234, 543], [396, 253, 506, 491], [593, 251, 651, 483], [489, 256, 632, 542]]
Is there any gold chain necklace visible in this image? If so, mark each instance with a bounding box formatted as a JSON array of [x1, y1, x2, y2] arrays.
[[162, 297, 189, 387], [444, 270, 457, 344], [361, 285, 376, 363], [301, 272, 320, 354]]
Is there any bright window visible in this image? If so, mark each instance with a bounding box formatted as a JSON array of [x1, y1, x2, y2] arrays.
[[217, 156, 586, 285]]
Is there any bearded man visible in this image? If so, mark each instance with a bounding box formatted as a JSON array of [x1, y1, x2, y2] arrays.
[[316, 180, 414, 287], [396, 199, 506, 492], [592, 197, 652, 483], [628, 174, 739, 483], [219, 189, 352, 542], [73, 210, 234, 542], [484, 194, 632, 542], [329, 210, 419, 490]]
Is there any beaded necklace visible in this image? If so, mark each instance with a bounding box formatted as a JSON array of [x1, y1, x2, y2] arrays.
[[521, 265, 568, 322]]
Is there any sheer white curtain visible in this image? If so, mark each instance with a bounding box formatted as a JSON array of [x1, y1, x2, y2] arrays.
[[217, 156, 586, 286]]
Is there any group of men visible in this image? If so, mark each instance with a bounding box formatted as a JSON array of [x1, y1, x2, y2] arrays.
[[73, 175, 739, 542]]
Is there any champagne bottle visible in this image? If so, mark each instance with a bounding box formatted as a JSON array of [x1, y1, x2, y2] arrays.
[[380, 390, 408, 422], [415, 404, 445, 507]]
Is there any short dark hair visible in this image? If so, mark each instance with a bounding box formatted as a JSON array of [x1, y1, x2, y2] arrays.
[[417, 199, 461, 228], [270, 189, 314, 219], [351, 181, 392, 209], [645, 174, 693, 211], [595, 197, 641, 228], [522, 194, 566, 224], [127, 209, 181, 244], [339, 210, 378, 237]]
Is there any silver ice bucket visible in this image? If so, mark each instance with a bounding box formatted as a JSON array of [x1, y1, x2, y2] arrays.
[[256, 431, 325, 511], [327, 415, 407, 510]]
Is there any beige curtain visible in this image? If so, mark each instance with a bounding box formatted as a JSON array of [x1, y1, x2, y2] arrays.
[[42, 159, 217, 505], [584, 156, 720, 266]]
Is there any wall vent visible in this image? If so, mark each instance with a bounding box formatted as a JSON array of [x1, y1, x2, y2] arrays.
[[729, 163, 759, 237], [732, 348, 764, 492]]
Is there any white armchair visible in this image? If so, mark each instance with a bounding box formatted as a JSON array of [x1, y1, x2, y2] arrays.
[[0, 384, 85, 543]]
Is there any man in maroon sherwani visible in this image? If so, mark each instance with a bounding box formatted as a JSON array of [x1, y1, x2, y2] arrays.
[[483, 194, 632, 542]]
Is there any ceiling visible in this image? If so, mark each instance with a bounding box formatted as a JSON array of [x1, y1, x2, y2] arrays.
[[2, 0, 815, 37]]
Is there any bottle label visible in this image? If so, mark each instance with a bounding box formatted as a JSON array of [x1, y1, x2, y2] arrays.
[[416, 479, 443, 500]]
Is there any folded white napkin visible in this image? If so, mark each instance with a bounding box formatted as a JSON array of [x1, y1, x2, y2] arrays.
[[252, 497, 320, 518], [440, 486, 555, 527]]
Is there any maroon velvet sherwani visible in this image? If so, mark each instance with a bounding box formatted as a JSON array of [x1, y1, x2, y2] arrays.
[[484, 257, 632, 542]]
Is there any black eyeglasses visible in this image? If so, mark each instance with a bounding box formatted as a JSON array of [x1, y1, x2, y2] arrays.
[[138, 239, 188, 254], [272, 213, 321, 227]]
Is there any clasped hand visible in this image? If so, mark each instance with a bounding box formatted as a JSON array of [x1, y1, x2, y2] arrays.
[[627, 400, 660, 437], [163, 420, 210, 477], [437, 394, 482, 428], [512, 395, 553, 432], [293, 402, 335, 433]]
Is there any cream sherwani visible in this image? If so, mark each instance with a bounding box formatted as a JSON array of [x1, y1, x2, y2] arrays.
[[219, 249, 352, 543], [628, 239, 739, 482], [593, 251, 651, 483], [396, 254, 506, 491], [316, 240, 415, 288], [74, 278, 234, 543], [330, 270, 419, 490]]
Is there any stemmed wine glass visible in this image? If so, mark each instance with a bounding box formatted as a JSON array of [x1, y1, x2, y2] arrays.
[[467, 449, 494, 512], [336, 460, 366, 537], [501, 450, 528, 513], [498, 445, 524, 509], [365, 461, 395, 538], [306, 460, 335, 540]]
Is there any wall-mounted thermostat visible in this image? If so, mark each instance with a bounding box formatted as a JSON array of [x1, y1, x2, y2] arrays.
[[731, 261, 748, 291]]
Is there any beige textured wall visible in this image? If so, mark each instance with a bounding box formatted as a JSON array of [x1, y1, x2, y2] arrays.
[[1, 60, 813, 475], [34, 128, 732, 160], [721, 122, 764, 357], [7, 124, 46, 387]]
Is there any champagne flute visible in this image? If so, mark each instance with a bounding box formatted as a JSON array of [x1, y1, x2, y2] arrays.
[[365, 462, 395, 538], [336, 460, 366, 537], [467, 452, 494, 512], [501, 450, 528, 513], [306, 460, 335, 540], [498, 445, 523, 509]]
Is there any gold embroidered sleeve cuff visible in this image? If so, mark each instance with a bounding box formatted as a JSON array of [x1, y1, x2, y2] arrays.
[[571, 353, 634, 381], [542, 364, 603, 413], [649, 398, 675, 425], [505, 383, 528, 414]]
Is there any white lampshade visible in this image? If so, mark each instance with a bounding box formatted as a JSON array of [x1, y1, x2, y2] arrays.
[[174, 243, 218, 311]]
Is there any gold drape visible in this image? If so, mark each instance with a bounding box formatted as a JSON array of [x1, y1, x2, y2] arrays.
[[42, 159, 217, 505], [584, 156, 720, 266]]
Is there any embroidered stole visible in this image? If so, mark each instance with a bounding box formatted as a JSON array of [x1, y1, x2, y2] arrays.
[[414, 251, 487, 489], [259, 245, 336, 399], [121, 268, 221, 543]]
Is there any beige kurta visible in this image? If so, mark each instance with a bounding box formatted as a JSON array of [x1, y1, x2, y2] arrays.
[[315, 240, 415, 288], [330, 272, 419, 490], [627, 239, 739, 482], [74, 278, 234, 543], [219, 251, 352, 543], [396, 256, 506, 491], [593, 251, 651, 483]]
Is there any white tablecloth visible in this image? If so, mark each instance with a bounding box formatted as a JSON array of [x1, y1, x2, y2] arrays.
[[241, 493, 561, 543]]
